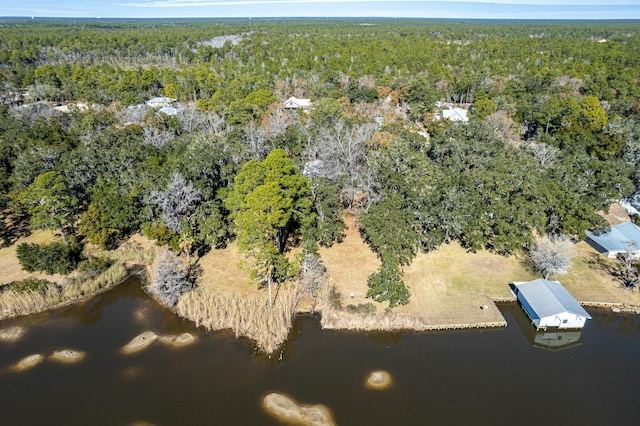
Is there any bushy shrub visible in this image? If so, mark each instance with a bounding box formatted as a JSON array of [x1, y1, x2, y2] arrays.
[[6, 278, 52, 294], [16, 242, 82, 275], [141, 222, 180, 252]]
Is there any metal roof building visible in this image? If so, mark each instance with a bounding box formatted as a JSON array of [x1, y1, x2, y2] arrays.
[[586, 222, 640, 259], [513, 279, 592, 330]]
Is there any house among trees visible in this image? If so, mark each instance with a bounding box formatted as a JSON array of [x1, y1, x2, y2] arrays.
[[585, 222, 640, 259], [434, 102, 469, 123], [512, 279, 592, 330], [146, 97, 176, 108], [282, 96, 312, 112]]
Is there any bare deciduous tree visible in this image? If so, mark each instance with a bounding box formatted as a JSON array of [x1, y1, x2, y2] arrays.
[[243, 122, 269, 160], [528, 141, 559, 167], [264, 108, 292, 140], [530, 234, 574, 279], [117, 105, 149, 125], [150, 172, 202, 233], [177, 107, 208, 133], [484, 110, 520, 146], [150, 250, 193, 307], [299, 253, 327, 311], [616, 243, 640, 289], [309, 119, 379, 210], [143, 126, 175, 148], [202, 111, 228, 137]]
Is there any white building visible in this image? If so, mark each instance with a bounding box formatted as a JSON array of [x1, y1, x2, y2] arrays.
[[585, 222, 640, 259], [434, 102, 469, 123], [441, 107, 469, 123], [146, 97, 176, 108], [283, 96, 312, 112], [513, 279, 591, 330]]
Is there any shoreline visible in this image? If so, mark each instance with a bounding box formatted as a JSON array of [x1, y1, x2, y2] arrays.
[[0, 265, 144, 321], [2, 232, 640, 353], [2, 265, 639, 353]]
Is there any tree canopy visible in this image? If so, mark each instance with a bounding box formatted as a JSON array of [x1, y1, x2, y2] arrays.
[[1, 18, 638, 308]]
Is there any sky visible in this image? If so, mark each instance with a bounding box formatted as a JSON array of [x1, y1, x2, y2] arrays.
[[1, 0, 639, 20]]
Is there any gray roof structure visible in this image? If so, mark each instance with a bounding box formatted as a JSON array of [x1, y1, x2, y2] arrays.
[[586, 222, 640, 254], [514, 279, 592, 320]]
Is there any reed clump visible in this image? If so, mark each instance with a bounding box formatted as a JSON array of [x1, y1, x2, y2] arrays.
[[99, 245, 155, 264], [0, 286, 56, 319], [0, 261, 129, 320], [62, 262, 128, 300], [176, 284, 301, 353]]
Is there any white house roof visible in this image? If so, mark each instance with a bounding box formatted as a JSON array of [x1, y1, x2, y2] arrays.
[[442, 107, 469, 122], [586, 222, 640, 254], [284, 96, 311, 108], [146, 97, 176, 106], [514, 279, 592, 320]]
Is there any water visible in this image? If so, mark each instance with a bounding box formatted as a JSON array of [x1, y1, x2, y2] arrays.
[[1, 276, 640, 425]]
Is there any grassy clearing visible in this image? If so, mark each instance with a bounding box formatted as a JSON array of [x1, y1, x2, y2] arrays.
[[317, 215, 379, 308], [195, 241, 256, 295], [318, 217, 640, 328], [398, 243, 534, 326], [0, 230, 65, 286]]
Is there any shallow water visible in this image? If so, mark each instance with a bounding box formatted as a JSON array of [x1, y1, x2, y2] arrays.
[[1, 276, 639, 425]]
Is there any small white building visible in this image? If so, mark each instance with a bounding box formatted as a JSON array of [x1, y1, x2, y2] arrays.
[[585, 222, 640, 259], [146, 97, 176, 108], [434, 102, 469, 123], [441, 107, 469, 123], [513, 279, 591, 330], [283, 96, 312, 112]]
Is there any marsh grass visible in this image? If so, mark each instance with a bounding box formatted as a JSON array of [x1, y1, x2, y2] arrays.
[[0, 262, 130, 320], [93, 244, 155, 264], [0, 284, 60, 319], [62, 263, 128, 300], [177, 283, 301, 353]]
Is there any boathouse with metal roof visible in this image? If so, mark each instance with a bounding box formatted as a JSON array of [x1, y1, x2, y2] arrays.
[[585, 222, 640, 259], [512, 279, 592, 330]]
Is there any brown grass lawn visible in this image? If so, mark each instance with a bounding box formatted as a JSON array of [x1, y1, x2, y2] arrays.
[[399, 243, 534, 326], [195, 241, 259, 297], [0, 230, 63, 286], [317, 214, 640, 327], [318, 215, 380, 306], [559, 241, 640, 307], [598, 202, 630, 226]]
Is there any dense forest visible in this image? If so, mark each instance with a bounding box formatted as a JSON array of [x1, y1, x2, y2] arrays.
[[1, 18, 639, 307]]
